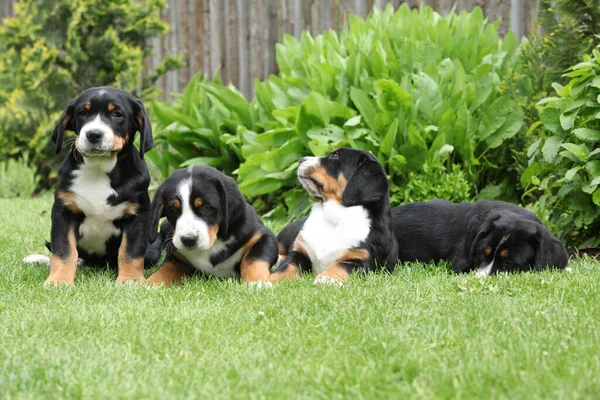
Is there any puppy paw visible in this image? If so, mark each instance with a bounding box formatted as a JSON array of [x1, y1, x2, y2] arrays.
[[313, 275, 344, 287], [43, 278, 75, 287], [116, 276, 146, 286], [23, 254, 50, 265], [565, 267, 573, 273], [246, 280, 273, 289]]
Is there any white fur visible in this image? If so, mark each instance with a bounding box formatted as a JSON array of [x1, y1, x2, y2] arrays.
[[70, 159, 126, 255], [476, 260, 494, 277], [23, 255, 85, 268], [176, 239, 243, 278], [77, 115, 115, 155], [297, 157, 322, 199], [313, 275, 344, 286], [299, 200, 371, 274], [173, 179, 212, 250], [248, 281, 273, 289]]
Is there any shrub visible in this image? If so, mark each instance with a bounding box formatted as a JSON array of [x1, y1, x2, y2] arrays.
[[522, 47, 600, 250], [150, 5, 523, 216], [0, 153, 39, 199], [0, 0, 181, 187]]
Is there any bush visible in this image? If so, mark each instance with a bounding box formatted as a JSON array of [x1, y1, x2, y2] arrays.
[[0, 153, 39, 199], [151, 5, 524, 217], [522, 47, 600, 250], [0, 0, 181, 187]]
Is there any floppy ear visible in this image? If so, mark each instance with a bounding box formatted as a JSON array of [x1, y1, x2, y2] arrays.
[[216, 176, 246, 239], [147, 186, 165, 244], [466, 212, 498, 267], [51, 98, 77, 154], [130, 97, 153, 158], [342, 158, 388, 206], [534, 229, 569, 270]]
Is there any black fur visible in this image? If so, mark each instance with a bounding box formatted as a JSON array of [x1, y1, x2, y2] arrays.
[[391, 199, 569, 274]]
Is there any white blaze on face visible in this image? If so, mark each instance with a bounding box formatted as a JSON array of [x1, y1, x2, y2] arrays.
[[476, 260, 494, 277], [77, 114, 115, 154], [173, 178, 212, 251]]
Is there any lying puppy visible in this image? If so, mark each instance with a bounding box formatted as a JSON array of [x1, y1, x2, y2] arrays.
[[145, 165, 278, 287], [392, 200, 569, 276], [23, 87, 155, 286], [271, 148, 398, 285]]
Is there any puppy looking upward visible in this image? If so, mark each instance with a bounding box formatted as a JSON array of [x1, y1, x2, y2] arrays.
[[271, 148, 398, 285]]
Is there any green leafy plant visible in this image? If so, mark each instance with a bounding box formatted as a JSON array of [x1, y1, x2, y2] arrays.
[[151, 5, 524, 215], [0, 153, 39, 198], [522, 46, 600, 249], [395, 164, 471, 204], [0, 0, 181, 187]]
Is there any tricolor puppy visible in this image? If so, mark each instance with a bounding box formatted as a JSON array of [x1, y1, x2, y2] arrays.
[[391, 200, 569, 276], [145, 166, 278, 287], [23, 86, 154, 286], [271, 148, 398, 285]]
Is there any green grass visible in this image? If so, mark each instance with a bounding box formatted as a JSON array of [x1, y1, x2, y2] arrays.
[[1, 196, 599, 399]]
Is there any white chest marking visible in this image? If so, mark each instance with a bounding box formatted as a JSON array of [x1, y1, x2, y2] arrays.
[[476, 259, 494, 277], [70, 159, 126, 255], [300, 201, 371, 274], [176, 240, 243, 278]]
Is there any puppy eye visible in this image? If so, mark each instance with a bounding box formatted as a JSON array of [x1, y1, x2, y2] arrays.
[[78, 109, 88, 117], [112, 110, 123, 118], [329, 151, 339, 159]]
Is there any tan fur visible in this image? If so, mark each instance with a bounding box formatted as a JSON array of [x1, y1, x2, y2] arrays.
[[315, 263, 349, 282], [308, 166, 347, 202], [338, 248, 369, 261], [240, 260, 271, 283], [500, 249, 510, 258], [208, 224, 219, 247], [278, 242, 287, 258], [116, 234, 145, 284], [123, 202, 139, 217], [57, 191, 82, 214], [108, 103, 115, 112], [194, 197, 203, 208], [484, 247, 492, 256], [45, 228, 78, 286], [269, 263, 301, 283], [111, 133, 129, 152], [172, 199, 181, 210], [84, 102, 91, 111], [145, 261, 188, 287], [291, 235, 307, 255]]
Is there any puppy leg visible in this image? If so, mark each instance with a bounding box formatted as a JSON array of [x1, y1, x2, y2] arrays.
[[145, 260, 188, 287], [240, 232, 278, 286], [269, 236, 311, 284], [314, 248, 369, 286], [116, 232, 146, 284], [46, 227, 78, 287]]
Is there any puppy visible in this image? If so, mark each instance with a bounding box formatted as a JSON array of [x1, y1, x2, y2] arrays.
[[391, 200, 569, 275], [145, 166, 278, 287], [270, 148, 398, 285], [23, 87, 154, 286]]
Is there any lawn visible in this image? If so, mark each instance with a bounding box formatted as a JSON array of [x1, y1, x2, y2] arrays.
[[1, 196, 599, 399]]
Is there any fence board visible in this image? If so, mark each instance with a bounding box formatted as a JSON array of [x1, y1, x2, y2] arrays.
[[0, 0, 538, 100]]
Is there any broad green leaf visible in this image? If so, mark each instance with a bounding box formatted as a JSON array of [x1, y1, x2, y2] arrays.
[[180, 157, 221, 167], [202, 83, 253, 128], [573, 128, 600, 142], [380, 118, 399, 157], [561, 143, 588, 162], [542, 136, 562, 163], [344, 115, 362, 127], [564, 166, 580, 181], [350, 87, 376, 130], [375, 79, 410, 112], [594, 189, 600, 206]]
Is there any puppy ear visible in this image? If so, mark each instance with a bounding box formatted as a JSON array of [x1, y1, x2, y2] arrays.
[[216, 175, 246, 239], [51, 98, 77, 154], [342, 157, 388, 206], [147, 186, 165, 244], [534, 229, 569, 270], [130, 97, 153, 159], [466, 212, 498, 267]]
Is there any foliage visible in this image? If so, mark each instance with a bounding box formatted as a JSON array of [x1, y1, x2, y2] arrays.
[[0, 0, 181, 187], [522, 46, 600, 249], [394, 164, 471, 204], [152, 5, 524, 215], [0, 153, 39, 198]]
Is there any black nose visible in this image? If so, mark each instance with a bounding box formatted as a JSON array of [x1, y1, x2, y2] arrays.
[[180, 233, 198, 248], [86, 130, 103, 144], [299, 157, 307, 165]]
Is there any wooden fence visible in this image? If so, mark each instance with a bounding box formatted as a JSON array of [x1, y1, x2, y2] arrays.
[[1, 0, 539, 100]]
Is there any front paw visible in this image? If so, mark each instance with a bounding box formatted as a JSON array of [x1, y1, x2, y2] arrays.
[[116, 275, 145, 285], [246, 280, 273, 289], [313, 274, 344, 287]]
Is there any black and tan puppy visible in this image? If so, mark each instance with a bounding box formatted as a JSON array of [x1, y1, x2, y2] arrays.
[[392, 200, 569, 276], [145, 165, 278, 287], [271, 148, 398, 285], [23, 87, 154, 286]]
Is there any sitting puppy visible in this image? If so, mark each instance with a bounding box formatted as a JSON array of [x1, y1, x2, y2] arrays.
[[23, 87, 155, 286], [392, 200, 569, 276], [271, 148, 398, 285], [145, 166, 278, 287]]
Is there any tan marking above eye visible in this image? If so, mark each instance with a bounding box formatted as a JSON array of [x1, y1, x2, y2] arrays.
[[484, 247, 492, 256], [84, 102, 91, 110], [108, 103, 115, 112], [500, 249, 510, 258], [194, 198, 203, 208], [173, 199, 181, 210], [308, 166, 347, 203]]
